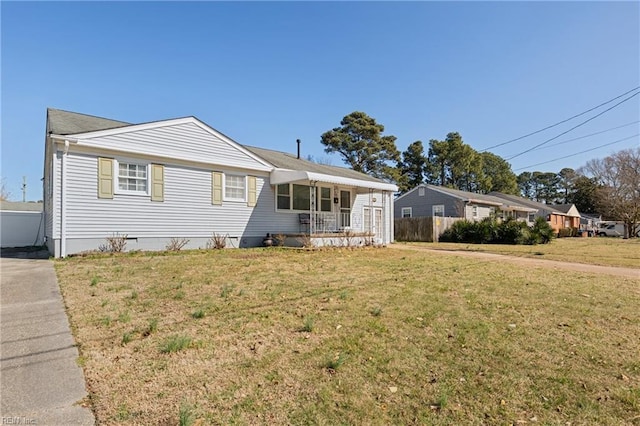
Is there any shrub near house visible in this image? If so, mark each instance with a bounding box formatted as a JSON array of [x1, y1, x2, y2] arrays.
[[439, 216, 554, 245]]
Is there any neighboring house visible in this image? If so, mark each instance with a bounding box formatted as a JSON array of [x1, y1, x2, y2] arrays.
[[43, 108, 398, 257], [489, 192, 581, 234], [394, 184, 536, 223], [0, 201, 44, 248], [579, 213, 601, 235]]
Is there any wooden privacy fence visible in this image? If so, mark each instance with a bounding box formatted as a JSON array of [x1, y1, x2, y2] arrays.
[[394, 217, 461, 242]]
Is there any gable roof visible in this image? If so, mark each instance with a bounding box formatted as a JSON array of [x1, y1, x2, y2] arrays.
[[553, 203, 581, 217], [397, 184, 535, 211], [489, 192, 570, 215], [45, 108, 395, 189], [47, 108, 131, 135], [243, 145, 384, 184]]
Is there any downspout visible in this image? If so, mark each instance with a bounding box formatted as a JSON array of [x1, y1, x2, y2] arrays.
[[368, 189, 373, 237], [60, 140, 69, 258], [382, 191, 393, 244]]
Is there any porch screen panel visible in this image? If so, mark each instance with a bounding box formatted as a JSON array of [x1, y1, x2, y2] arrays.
[[277, 184, 290, 210], [292, 184, 310, 210], [319, 187, 331, 212]]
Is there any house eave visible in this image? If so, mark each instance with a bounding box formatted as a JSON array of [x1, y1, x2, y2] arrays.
[[50, 117, 274, 170], [271, 169, 398, 191]]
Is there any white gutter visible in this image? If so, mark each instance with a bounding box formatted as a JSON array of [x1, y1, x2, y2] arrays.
[[60, 140, 70, 258], [271, 169, 398, 192]]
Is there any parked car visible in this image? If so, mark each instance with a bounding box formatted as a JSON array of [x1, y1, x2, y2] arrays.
[[597, 222, 624, 237]]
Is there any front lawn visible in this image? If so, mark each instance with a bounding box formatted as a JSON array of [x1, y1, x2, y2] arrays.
[[56, 248, 640, 425]]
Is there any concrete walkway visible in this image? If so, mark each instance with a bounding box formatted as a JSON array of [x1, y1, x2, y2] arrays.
[[1, 253, 95, 425]]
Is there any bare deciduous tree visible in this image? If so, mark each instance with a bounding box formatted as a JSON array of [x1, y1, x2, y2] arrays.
[[581, 148, 640, 238], [0, 178, 11, 201]]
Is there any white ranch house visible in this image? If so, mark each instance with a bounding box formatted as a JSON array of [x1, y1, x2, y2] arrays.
[[43, 109, 397, 257]]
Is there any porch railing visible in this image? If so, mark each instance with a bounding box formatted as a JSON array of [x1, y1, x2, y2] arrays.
[[309, 212, 362, 234]]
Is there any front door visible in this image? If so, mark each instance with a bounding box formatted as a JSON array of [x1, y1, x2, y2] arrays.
[[340, 190, 351, 228]]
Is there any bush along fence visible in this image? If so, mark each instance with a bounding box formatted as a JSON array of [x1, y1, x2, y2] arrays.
[[395, 216, 555, 245], [439, 216, 555, 245]]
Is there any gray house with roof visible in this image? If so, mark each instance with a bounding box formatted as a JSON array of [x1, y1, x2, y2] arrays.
[[394, 184, 536, 223], [43, 108, 397, 257]]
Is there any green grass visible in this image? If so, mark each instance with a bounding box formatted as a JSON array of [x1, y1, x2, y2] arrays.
[[178, 402, 195, 426], [300, 316, 314, 332], [191, 309, 205, 319], [159, 335, 192, 353], [55, 247, 640, 425]]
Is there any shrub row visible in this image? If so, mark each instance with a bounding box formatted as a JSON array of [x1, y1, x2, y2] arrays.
[[440, 217, 555, 245]]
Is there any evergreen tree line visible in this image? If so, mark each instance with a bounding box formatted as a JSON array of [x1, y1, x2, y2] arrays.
[[320, 111, 637, 223]]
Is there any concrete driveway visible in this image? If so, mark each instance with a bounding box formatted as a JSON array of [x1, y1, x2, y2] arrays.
[[0, 251, 95, 425]]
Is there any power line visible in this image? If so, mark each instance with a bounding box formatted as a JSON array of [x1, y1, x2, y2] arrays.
[[529, 120, 640, 152], [513, 133, 639, 171], [506, 91, 639, 161], [480, 85, 640, 151]]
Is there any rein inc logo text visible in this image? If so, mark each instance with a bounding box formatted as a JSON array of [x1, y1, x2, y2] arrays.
[[2, 417, 37, 425]]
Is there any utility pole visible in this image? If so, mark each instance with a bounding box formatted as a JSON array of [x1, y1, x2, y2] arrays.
[[22, 176, 26, 202]]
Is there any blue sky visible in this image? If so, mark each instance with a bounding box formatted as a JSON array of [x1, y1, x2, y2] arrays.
[[1, 1, 638, 201]]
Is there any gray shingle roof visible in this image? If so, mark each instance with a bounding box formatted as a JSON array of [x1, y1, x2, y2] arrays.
[[47, 108, 131, 135], [46, 108, 389, 186], [425, 185, 531, 209], [242, 145, 385, 184], [553, 204, 574, 214], [489, 192, 564, 213]]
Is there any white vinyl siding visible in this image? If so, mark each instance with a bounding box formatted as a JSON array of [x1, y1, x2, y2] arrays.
[[60, 152, 284, 239], [78, 122, 270, 172]]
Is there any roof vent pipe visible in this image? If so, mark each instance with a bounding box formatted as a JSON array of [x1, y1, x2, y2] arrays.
[[296, 139, 301, 159]]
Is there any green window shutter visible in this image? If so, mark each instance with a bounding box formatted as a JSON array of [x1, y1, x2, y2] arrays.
[[151, 164, 164, 202], [247, 176, 257, 207], [97, 157, 114, 199], [212, 172, 223, 205]]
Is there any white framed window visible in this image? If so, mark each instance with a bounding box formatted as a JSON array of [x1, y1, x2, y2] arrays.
[[276, 184, 332, 212], [319, 187, 332, 212], [277, 184, 290, 210], [472, 206, 478, 218], [116, 160, 149, 195], [224, 175, 246, 201], [292, 184, 311, 210], [528, 213, 535, 223], [401, 207, 412, 218], [432, 204, 444, 217]]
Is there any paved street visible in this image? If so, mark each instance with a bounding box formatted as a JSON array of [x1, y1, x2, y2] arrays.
[[0, 253, 95, 425]]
